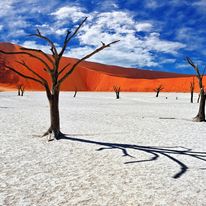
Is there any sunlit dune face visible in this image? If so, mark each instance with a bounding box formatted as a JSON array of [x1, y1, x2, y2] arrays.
[[0, 42, 203, 92]]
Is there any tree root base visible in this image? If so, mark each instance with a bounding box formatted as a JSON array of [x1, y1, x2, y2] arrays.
[[192, 116, 206, 122], [42, 129, 65, 141]]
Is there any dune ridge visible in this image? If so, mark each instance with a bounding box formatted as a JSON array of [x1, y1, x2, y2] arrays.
[[0, 42, 202, 92]]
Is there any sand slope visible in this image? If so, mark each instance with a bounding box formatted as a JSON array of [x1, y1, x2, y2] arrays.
[[0, 42, 202, 92]]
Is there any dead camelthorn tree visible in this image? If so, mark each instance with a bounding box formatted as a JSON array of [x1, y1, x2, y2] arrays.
[[0, 17, 119, 139], [17, 84, 25, 96], [73, 87, 77, 98], [186, 57, 205, 122], [197, 93, 200, 103], [17, 84, 22, 96], [113, 86, 120, 99], [190, 77, 195, 103], [154, 85, 164, 97], [20, 85, 25, 96]]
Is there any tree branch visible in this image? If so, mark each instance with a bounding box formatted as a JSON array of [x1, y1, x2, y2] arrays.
[[201, 66, 206, 79], [58, 40, 120, 86], [58, 17, 88, 58], [20, 47, 54, 66], [4, 65, 43, 85], [0, 50, 51, 72], [186, 57, 201, 78], [16, 60, 47, 84], [58, 62, 71, 77], [29, 29, 58, 57]]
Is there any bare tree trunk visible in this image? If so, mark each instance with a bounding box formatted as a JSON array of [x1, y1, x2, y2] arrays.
[[186, 57, 205, 122], [43, 87, 63, 139], [154, 85, 163, 97], [190, 77, 195, 103], [197, 93, 200, 103], [116, 91, 120, 99], [113, 86, 120, 99], [17, 89, 20, 96], [49, 93, 60, 136], [21, 87, 25, 96], [73, 90, 77, 98], [193, 89, 205, 122], [190, 91, 193, 103]]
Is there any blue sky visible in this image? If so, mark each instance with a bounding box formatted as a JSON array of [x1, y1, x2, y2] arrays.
[[0, 0, 206, 74]]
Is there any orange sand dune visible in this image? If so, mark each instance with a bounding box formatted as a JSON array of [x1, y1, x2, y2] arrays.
[[0, 42, 203, 92]]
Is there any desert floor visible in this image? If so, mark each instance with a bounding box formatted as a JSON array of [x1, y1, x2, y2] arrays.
[[0, 92, 206, 206]]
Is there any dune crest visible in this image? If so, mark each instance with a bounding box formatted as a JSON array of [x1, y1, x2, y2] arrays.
[[0, 42, 201, 92]]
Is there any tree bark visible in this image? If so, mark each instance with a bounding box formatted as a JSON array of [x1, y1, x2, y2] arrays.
[[73, 90, 77, 98], [49, 94, 60, 134], [190, 91, 193, 103], [193, 89, 205, 122], [116, 91, 120, 99], [197, 93, 200, 103], [156, 91, 159, 97], [43, 88, 63, 139]]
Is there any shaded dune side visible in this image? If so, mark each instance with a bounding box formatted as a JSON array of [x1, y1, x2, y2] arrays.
[[0, 42, 203, 92]]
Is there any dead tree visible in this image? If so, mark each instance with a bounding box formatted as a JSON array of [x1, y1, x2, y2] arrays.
[[113, 86, 120, 99], [186, 57, 205, 122], [20, 85, 25, 96], [197, 93, 200, 103], [0, 17, 119, 139], [154, 85, 164, 97], [17, 84, 22, 96], [190, 77, 195, 103], [73, 87, 77, 98]]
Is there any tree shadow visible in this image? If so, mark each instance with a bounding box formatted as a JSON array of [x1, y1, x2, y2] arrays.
[[59, 135, 206, 179]]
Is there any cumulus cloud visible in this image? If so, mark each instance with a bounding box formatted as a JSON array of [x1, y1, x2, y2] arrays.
[[18, 41, 53, 53], [1, 2, 186, 68], [51, 6, 88, 22], [56, 7, 185, 67]]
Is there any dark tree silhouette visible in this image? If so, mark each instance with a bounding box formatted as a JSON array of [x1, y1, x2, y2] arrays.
[[186, 57, 205, 122], [20, 85, 25, 96], [154, 85, 164, 97], [190, 77, 195, 103], [17, 84, 25, 96], [113, 85, 120, 99], [197, 93, 200, 103], [0, 17, 119, 139], [73, 87, 77, 98], [0, 57, 19, 84], [17, 84, 22, 96]]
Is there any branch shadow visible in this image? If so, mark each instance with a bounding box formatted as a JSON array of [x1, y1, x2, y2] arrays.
[[59, 135, 206, 179]]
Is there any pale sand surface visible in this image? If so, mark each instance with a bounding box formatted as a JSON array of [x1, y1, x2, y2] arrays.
[[0, 92, 206, 206]]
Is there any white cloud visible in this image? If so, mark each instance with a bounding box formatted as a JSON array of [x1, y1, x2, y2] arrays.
[[144, 0, 163, 9], [0, 25, 3, 31], [193, 0, 206, 8], [51, 6, 87, 22], [135, 22, 153, 32], [0, 1, 13, 16], [3, 3, 185, 68], [160, 59, 176, 64], [176, 63, 188, 69], [19, 41, 55, 54], [144, 33, 185, 54], [66, 10, 185, 67]]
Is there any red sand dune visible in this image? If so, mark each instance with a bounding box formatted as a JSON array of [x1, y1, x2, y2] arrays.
[[0, 42, 203, 92]]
